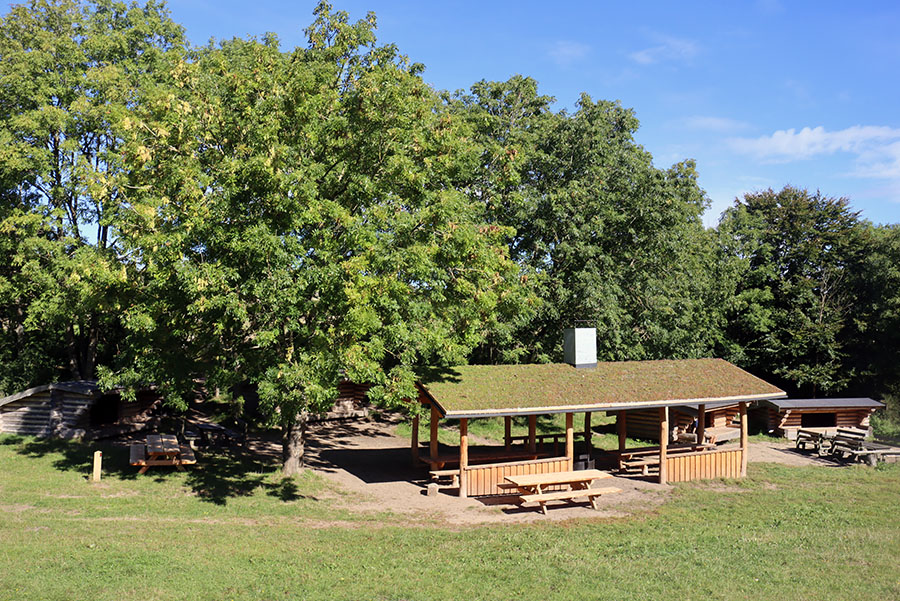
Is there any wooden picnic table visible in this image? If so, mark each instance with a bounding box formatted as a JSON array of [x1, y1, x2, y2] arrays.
[[130, 434, 197, 474], [504, 469, 621, 514]]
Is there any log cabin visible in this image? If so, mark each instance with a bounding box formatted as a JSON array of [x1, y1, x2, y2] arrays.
[[757, 398, 883, 439]]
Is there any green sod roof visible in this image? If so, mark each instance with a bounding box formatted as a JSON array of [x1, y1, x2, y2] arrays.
[[418, 359, 785, 418]]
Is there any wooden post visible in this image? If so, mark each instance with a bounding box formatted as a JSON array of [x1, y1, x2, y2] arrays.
[[430, 404, 439, 460], [584, 412, 592, 458], [458, 418, 468, 498], [659, 407, 668, 485], [617, 411, 627, 471], [527, 415, 537, 453], [565, 412, 574, 467], [696, 403, 706, 445], [740, 401, 748, 477], [91, 450, 102, 482], [411, 415, 420, 464], [504, 416, 512, 451]]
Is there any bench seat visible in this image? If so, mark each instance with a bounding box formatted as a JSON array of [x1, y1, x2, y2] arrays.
[[519, 486, 621, 514]]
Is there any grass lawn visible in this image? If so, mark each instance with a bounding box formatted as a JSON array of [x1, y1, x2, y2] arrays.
[[2, 433, 899, 601]]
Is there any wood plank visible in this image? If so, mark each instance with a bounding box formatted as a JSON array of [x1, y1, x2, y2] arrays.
[[430, 404, 439, 460], [659, 407, 668, 484], [740, 401, 748, 477], [520, 487, 622, 504], [459, 418, 468, 498], [565, 413, 574, 462], [528, 415, 537, 453]]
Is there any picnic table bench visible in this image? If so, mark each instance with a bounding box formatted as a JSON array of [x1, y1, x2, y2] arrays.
[[829, 428, 900, 466], [130, 434, 197, 474], [795, 428, 833, 456], [504, 469, 621, 515], [618, 443, 715, 475]]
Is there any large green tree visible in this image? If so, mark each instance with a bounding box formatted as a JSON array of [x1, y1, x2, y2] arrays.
[[103, 3, 519, 473], [718, 186, 866, 396], [452, 80, 721, 364], [0, 0, 184, 391]]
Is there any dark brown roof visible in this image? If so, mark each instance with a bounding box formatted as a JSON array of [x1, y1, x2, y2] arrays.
[[418, 359, 785, 418], [764, 398, 884, 411]]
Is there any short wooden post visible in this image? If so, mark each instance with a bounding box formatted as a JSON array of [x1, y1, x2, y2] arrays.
[[504, 416, 512, 451], [429, 404, 439, 460], [739, 401, 748, 477], [617, 411, 627, 471], [91, 450, 102, 482], [659, 407, 668, 485], [458, 418, 469, 498], [411, 415, 420, 464], [584, 412, 592, 457], [697, 403, 706, 445], [565, 412, 574, 468], [527, 415, 537, 453]]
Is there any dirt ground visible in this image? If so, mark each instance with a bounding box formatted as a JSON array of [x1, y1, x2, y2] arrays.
[[265, 416, 837, 526]]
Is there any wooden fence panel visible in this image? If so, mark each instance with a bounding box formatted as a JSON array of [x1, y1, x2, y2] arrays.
[[666, 449, 743, 482], [464, 456, 570, 496]]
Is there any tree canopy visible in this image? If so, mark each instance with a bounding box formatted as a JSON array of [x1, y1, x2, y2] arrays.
[[2, 0, 899, 469]]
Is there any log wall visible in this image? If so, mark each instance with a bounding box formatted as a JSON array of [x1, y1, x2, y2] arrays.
[[464, 456, 572, 497], [666, 448, 744, 483]]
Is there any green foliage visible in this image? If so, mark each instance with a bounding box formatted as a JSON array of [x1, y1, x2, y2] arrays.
[[718, 187, 866, 396], [100, 2, 520, 470], [0, 0, 185, 387], [451, 79, 720, 364]]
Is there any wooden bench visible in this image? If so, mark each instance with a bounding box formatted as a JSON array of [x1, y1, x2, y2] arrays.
[[829, 428, 897, 466], [619, 443, 714, 474], [520, 486, 622, 515], [429, 469, 459, 487], [796, 429, 833, 456]]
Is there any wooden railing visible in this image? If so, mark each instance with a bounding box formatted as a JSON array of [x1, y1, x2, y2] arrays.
[[465, 456, 572, 497], [665, 448, 743, 482]]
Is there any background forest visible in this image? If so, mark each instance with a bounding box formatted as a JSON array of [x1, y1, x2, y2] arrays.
[[1, 1, 899, 463]]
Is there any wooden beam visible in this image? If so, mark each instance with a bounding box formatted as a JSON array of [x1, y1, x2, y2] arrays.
[[740, 401, 748, 477], [91, 450, 102, 483], [696, 403, 706, 445], [617, 411, 627, 471], [459, 418, 469, 498], [565, 412, 574, 467], [528, 415, 537, 453], [504, 416, 512, 451], [429, 403, 439, 459], [658, 406, 668, 485], [410, 415, 420, 464], [584, 412, 592, 458]]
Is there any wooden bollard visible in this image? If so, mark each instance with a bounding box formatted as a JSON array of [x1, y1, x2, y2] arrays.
[[92, 450, 102, 482]]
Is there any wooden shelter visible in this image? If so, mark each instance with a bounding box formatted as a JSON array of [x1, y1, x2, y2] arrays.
[[618, 401, 743, 443], [757, 398, 883, 439], [0, 381, 158, 439], [412, 359, 786, 496]]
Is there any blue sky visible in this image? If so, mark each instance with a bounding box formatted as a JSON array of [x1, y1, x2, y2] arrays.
[[23, 0, 900, 226]]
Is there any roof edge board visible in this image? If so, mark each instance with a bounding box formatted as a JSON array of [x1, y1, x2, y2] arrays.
[[441, 391, 787, 419]]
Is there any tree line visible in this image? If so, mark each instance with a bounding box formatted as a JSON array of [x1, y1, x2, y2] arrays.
[[2, 1, 898, 471]]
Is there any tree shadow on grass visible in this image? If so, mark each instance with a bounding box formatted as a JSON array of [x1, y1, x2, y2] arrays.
[[10, 435, 309, 506]]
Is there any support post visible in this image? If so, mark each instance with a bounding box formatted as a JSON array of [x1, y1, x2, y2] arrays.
[[696, 403, 706, 445], [411, 415, 420, 464], [91, 450, 102, 483], [659, 407, 668, 485], [528, 415, 537, 453], [565, 412, 574, 468], [504, 416, 512, 451], [617, 411, 627, 471], [458, 418, 468, 498], [740, 401, 748, 477], [584, 412, 592, 457], [430, 404, 439, 460]]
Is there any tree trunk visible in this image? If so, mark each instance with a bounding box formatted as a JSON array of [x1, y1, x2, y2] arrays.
[[282, 412, 308, 477]]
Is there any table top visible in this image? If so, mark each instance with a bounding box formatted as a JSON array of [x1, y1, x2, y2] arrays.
[[505, 469, 611, 488], [146, 434, 180, 456]]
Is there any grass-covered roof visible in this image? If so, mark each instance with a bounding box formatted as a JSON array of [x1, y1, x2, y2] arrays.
[[418, 359, 785, 418]]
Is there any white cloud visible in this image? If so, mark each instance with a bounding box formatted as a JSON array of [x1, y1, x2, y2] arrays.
[[549, 41, 590, 66], [683, 116, 752, 134], [729, 125, 900, 178], [629, 34, 698, 65]]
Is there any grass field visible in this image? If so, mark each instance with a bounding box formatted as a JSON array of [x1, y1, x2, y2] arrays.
[[1, 433, 899, 601]]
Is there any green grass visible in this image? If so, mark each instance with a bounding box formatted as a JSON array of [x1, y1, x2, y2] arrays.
[[2, 434, 899, 600]]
